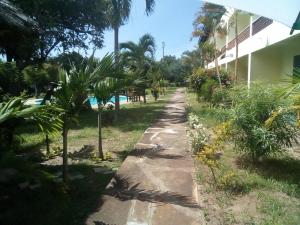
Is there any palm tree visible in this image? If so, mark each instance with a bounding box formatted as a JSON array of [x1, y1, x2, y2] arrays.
[[192, 3, 226, 88], [54, 60, 94, 182], [106, 0, 155, 114], [120, 34, 156, 103], [0, 97, 62, 150], [89, 54, 127, 159]]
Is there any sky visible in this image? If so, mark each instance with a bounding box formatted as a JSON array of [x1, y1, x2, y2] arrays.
[[90, 0, 202, 60]]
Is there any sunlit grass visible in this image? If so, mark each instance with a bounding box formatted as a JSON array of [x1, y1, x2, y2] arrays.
[[187, 90, 300, 224], [1, 87, 177, 225]]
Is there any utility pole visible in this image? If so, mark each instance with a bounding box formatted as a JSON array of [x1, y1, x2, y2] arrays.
[[162, 41, 165, 58]]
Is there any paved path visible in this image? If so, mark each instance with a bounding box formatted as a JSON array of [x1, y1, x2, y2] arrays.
[[86, 88, 204, 225]]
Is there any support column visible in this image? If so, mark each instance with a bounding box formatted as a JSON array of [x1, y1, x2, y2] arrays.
[[247, 15, 253, 89], [225, 21, 229, 71]]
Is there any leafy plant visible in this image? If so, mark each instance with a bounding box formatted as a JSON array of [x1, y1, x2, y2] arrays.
[[189, 127, 210, 154], [218, 170, 247, 194], [188, 112, 201, 129], [0, 97, 62, 150], [54, 63, 92, 181], [23, 63, 59, 96], [0, 62, 24, 96], [196, 122, 231, 184], [197, 144, 221, 184], [200, 78, 217, 102], [188, 113, 210, 154], [231, 84, 299, 160]]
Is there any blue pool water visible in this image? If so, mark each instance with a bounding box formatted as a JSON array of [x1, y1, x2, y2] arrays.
[[89, 95, 127, 106]]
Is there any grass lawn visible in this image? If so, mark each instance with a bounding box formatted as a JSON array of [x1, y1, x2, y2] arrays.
[[0, 87, 176, 225], [187, 90, 300, 225]]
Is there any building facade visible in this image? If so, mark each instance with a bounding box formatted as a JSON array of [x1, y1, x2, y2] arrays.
[[207, 9, 300, 86]]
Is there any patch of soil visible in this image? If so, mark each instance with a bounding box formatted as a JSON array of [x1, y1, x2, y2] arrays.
[[225, 192, 261, 224]]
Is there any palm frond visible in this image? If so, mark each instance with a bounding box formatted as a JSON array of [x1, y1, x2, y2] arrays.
[[0, 96, 62, 135]]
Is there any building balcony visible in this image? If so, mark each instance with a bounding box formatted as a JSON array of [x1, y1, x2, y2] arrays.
[[208, 16, 299, 69]]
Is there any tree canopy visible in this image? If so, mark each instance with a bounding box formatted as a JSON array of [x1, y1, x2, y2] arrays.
[[1, 0, 108, 65]]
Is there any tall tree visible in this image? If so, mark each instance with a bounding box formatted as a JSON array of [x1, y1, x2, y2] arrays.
[[6, 0, 107, 65], [106, 0, 155, 113], [192, 2, 226, 88], [120, 33, 156, 103], [181, 49, 203, 74]]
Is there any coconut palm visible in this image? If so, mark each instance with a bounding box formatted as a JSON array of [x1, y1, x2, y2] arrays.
[[192, 3, 226, 88], [106, 0, 155, 113], [120, 33, 156, 103]]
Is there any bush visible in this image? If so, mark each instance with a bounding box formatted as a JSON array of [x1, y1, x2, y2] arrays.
[[0, 62, 24, 96], [211, 87, 232, 107], [189, 68, 232, 103], [189, 68, 207, 90], [188, 113, 201, 129], [200, 78, 217, 102], [218, 170, 247, 194], [188, 113, 210, 154], [189, 127, 210, 154], [23, 63, 59, 96], [231, 84, 299, 160]]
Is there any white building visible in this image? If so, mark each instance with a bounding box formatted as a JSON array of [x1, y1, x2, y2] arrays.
[[207, 9, 300, 86]]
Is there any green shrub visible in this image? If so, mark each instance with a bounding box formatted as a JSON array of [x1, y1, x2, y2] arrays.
[[200, 78, 217, 102], [218, 170, 248, 194], [23, 63, 59, 96], [188, 113, 210, 154], [0, 62, 24, 96], [231, 84, 298, 160], [211, 87, 232, 107]]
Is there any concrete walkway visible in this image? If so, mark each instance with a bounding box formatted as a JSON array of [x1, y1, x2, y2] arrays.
[[86, 88, 204, 225]]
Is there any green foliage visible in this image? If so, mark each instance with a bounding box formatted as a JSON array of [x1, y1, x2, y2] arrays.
[[200, 78, 217, 101], [120, 33, 155, 73], [91, 54, 128, 105], [7, 0, 107, 63], [231, 84, 299, 160], [189, 67, 207, 90], [218, 170, 247, 194], [188, 113, 210, 154], [211, 87, 232, 107], [0, 61, 24, 96], [23, 63, 59, 96], [49, 52, 86, 73], [159, 55, 187, 84], [189, 68, 232, 102], [0, 97, 62, 150], [106, 0, 155, 29], [181, 49, 203, 75]]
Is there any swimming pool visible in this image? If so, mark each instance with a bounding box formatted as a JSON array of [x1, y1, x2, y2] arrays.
[[88, 95, 127, 106]]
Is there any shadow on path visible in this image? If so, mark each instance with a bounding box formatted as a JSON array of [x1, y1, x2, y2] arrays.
[[105, 175, 200, 209]]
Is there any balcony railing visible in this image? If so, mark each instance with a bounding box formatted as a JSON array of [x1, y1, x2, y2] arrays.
[[219, 16, 273, 55], [252, 16, 273, 35]]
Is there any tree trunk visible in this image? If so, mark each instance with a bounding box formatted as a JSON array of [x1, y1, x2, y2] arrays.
[[143, 89, 147, 103], [234, 13, 239, 84], [98, 104, 104, 159], [213, 35, 222, 89], [6, 53, 13, 62], [114, 26, 120, 117], [62, 121, 69, 183], [34, 83, 38, 97], [46, 134, 50, 155]]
